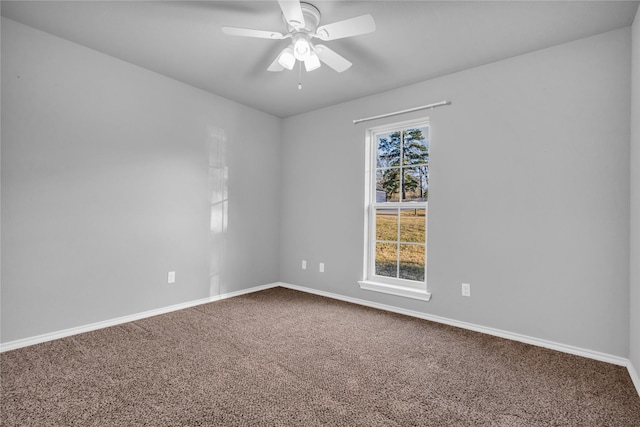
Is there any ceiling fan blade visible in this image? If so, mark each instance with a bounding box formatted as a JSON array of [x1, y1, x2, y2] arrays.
[[315, 45, 352, 73], [315, 14, 376, 41], [278, 0, 305, 29], [222, 26, 285, 40]]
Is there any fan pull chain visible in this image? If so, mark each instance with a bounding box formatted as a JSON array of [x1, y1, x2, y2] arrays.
[[298, 61, 302, 90]]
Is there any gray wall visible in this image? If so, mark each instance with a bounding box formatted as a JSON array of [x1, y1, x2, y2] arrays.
[[630, 8, 640, 375], [280, 28, 632, 357], [1, 18, 281, 343], [2, 15, 636, 364]]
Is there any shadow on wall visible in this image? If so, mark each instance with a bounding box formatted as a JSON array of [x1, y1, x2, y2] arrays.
[[208, 126, 228, 297]]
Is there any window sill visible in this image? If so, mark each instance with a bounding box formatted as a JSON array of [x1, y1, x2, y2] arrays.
[[358, 280, 431, 302]]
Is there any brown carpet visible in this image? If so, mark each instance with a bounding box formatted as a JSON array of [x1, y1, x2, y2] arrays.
[[2, 287, 640, 426]]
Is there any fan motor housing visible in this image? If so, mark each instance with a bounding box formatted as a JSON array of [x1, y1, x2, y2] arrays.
[[284, 2, 321, 33]]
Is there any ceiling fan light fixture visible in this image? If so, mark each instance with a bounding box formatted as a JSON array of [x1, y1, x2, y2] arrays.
[[304, 52, 321, 72], [293, 34, 311, 61], [277, 46, 296, 70]]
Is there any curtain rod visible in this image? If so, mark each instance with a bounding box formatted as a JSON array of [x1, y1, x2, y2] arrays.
[[352, 100, 452, 125]]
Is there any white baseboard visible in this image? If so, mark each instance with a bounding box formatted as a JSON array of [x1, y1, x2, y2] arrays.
[[0, 282, 280, 353], [277, 282, 640, 396], [3, 280, 638, 398], [628, 361, 640, 397], [276, 282, 633, 365]]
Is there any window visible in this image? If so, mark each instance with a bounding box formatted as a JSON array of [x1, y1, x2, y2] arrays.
[[359, 118, 431, 301]]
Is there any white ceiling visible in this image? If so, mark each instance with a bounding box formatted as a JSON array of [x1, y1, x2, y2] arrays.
[[2, 1, 638, 118]]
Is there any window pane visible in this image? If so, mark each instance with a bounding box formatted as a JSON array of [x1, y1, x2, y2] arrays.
[[399, 209, 426, 243], [403, 127, 429, 166], [375, 242, 397, 278], [377, 132, 402, 167], [376, 208, 398, 241], [402, 167, 428, 202], [376, 168, 400, 202], [399, 244, 425, 281]]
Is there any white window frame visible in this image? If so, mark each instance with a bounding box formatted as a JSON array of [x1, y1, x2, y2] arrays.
[[358, 118, 431, 301]]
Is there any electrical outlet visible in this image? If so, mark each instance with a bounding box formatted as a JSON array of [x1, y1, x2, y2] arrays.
[[168, 271, 176, 284], [461, 283, 471, 297], [319, 263, 325, 273], [302, 260, 307, 270]]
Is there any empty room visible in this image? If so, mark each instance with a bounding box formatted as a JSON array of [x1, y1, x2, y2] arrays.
[[2, 0, 640, 425]]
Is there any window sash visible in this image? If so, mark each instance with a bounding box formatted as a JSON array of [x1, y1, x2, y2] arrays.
[[368, 205, 427, 290]]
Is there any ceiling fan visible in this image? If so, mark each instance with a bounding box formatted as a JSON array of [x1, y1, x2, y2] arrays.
[[221, 0, 376, 74]]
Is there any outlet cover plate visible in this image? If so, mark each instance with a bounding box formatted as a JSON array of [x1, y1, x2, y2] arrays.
[[462, 283, 471, 296]]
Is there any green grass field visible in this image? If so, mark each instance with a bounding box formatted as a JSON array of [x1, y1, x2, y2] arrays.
[[375, 209, 426, 281]]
